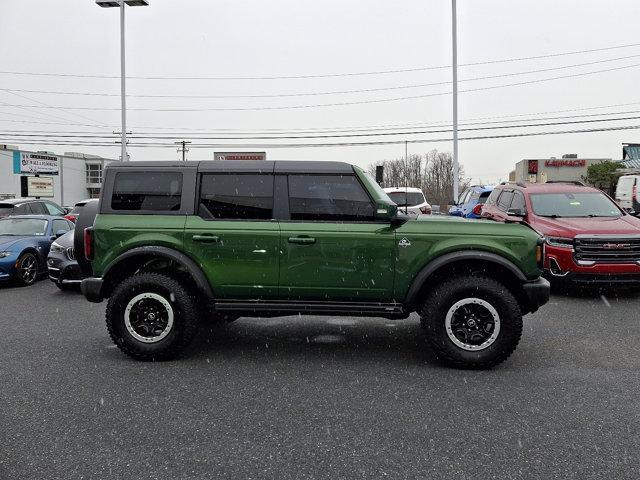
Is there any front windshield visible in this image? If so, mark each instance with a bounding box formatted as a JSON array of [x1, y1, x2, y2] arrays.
[[0, 218, 48, 236], [386, 191, 425, 207], [530, 192, 622, 218]]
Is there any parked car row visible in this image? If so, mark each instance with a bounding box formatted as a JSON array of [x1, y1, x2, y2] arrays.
[[0, 198, 91, 288]]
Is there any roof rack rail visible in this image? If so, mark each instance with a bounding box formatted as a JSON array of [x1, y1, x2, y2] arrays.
[[499, 181, 526, 188], [544, 180, 585, 186]]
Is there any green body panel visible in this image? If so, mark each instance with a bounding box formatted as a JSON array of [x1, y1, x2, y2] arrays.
[[91, 214, 186, 277], [91, 166, 542, 305], [392, 216, 541, 300], [183, 217, 280, 298], [279, 221, 395, 301]]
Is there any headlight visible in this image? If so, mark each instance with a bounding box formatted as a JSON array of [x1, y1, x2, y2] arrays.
[[0, 251, 11, 258], [50, 242, 65, 254], [545, 236, 574, 248]]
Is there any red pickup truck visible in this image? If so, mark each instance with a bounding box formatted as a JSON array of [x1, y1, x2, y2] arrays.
[[481, 181, 640, 285]]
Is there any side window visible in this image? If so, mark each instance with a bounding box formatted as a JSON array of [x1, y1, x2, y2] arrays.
[[14, 204, 27, 215], [469, 191, 480, 202], [288, 175, 374, 222], [199, 174, 273, 220], [497, 191, 514, 211], [485, 189, 501, 206], [111, 172, 182, 211], [44, 202, 64, 216], [458, 189, 470, 205], [52, 219, 71, 234], [28, 202, 48, 215], [510, 191, 526, 212]]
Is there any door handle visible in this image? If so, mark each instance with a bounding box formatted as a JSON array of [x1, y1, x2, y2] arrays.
[[288, 236, 316, 245], [192, 234, 220, 243]]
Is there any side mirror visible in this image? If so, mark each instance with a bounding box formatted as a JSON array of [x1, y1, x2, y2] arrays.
[[55, 230, 67, 238], [506, 208, 525, 217]]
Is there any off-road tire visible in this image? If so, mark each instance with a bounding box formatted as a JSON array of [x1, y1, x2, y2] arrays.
[[421, 275, 523, 369], [106, 272, 200, 361]]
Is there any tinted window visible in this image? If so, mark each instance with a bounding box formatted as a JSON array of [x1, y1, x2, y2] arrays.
[[497, 191, 514, 211], [478, 191, 491, 205], [199, 174, 273, 220], [14, 204, 28, 215], [111, 172, 182, 211], [485, 189, 501, 206], [0, 204, 14, 216], [386, 191, 425, 207], [510, 191, 526, 212], [28, 202, 47, 215], [288, 175, 374, 221], [52, 219, 71, 234], [44, 202, 64, 216]]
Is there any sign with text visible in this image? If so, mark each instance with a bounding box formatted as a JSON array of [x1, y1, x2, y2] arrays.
[[545, 159, 586, 168], [27, 176, 54, 197], [19, 152, 59, 175], [214, 152, 266, 161]]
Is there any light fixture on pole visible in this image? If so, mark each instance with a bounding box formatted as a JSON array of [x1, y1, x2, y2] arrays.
[[451, 0, 459, 203], [96, 0, 149, 162]]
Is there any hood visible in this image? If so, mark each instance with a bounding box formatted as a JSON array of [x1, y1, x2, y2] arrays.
[[55, 230, 74, 248], [0, 235, 31, 251], [533, 215, 640, 237]]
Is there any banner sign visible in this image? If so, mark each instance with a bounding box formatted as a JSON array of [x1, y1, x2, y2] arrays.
[[214, 152, 266, 161], [14, 151, 59, 175], [27, 176, 54, 197], [545, 159, 586, 168]]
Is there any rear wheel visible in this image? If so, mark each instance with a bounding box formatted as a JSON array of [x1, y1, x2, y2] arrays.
[[421, 275, 522, 369], [106, 272, 200, 360], [15, 252, 38, 286]]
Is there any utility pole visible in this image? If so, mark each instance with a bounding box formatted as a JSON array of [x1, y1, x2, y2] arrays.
[[175, 140, 191, 161], [451, 0, 459, 203]]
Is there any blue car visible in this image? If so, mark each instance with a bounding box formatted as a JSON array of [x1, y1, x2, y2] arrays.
[[0, 215, 74, 286], [448, 185, 494, 219]]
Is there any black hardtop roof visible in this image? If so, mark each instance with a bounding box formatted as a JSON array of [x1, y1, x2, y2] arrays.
[[104, 160, 355, 174]]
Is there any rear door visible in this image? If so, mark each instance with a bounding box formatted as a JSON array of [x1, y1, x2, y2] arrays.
[[183, 170, 280, 299], [278, 173, 395, 301]]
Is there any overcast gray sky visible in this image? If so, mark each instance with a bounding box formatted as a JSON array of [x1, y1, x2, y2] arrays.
[[1, 0, 639, 184]]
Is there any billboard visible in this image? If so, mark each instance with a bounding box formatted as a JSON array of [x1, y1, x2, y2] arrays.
[[27, 176, 54, 198], [13, 151, 59, 175], [214, 152, 266, 161]]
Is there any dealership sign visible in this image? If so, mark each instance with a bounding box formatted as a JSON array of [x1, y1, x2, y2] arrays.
[[214, 152, 266, 161], [13, 151, 59, 175], [27, 176, 54, 198], [545, 159, 586, 167]]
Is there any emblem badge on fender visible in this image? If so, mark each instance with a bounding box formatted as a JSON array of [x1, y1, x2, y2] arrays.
[[398, 237, 411, 248]]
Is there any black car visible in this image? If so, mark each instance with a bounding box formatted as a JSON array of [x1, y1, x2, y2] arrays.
[[47, 230, 81, 290], [0, 198, 66, 218]]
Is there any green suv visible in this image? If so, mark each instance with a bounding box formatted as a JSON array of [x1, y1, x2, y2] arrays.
[[78, 160, 549, 368]]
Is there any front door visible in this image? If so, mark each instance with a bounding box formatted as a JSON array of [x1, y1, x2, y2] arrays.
[[278, 173, 395, 302], [183, 173, 280, 299]]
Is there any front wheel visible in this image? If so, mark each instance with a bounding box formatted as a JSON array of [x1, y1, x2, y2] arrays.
[[15, 252, 39, 286], [421, 275, 523, 369], [105, 272, 200, 361]]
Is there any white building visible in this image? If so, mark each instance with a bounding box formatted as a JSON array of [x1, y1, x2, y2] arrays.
[[0, 145, 114, 206]]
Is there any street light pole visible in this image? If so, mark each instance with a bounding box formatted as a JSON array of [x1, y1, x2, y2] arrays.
[[120, 1, 127, 162], [96, 0, 149, 162], [451, 0, 459, 203]]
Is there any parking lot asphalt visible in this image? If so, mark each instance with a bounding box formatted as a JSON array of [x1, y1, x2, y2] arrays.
[[1, 281, 639, 480]]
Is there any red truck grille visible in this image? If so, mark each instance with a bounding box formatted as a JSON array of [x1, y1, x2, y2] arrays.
[[574, 236, 640, 263]]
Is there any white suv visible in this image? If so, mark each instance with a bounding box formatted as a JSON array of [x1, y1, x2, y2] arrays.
[[383, 187, 431, 217], [615, 174, 640, 212]]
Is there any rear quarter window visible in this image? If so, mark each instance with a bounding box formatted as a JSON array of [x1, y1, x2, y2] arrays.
[[111, 172, 183, 212]]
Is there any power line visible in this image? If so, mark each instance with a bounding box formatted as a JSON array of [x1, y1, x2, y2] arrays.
[[3, 113, 640, 141], [2, 124, 639, 149], [1, 62, 638, 112], [3, 54, 640, 100], [1, 42, 639, 80]]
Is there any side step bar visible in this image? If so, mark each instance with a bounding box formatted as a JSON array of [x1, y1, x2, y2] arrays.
[[214, 300, 407, 319]]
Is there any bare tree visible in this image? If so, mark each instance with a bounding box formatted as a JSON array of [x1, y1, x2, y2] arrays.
[[369, 149, 468, 208]]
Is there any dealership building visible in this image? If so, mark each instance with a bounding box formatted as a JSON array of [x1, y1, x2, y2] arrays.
[[508, 155, 612, 184], [0, 145, 113, 206]]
